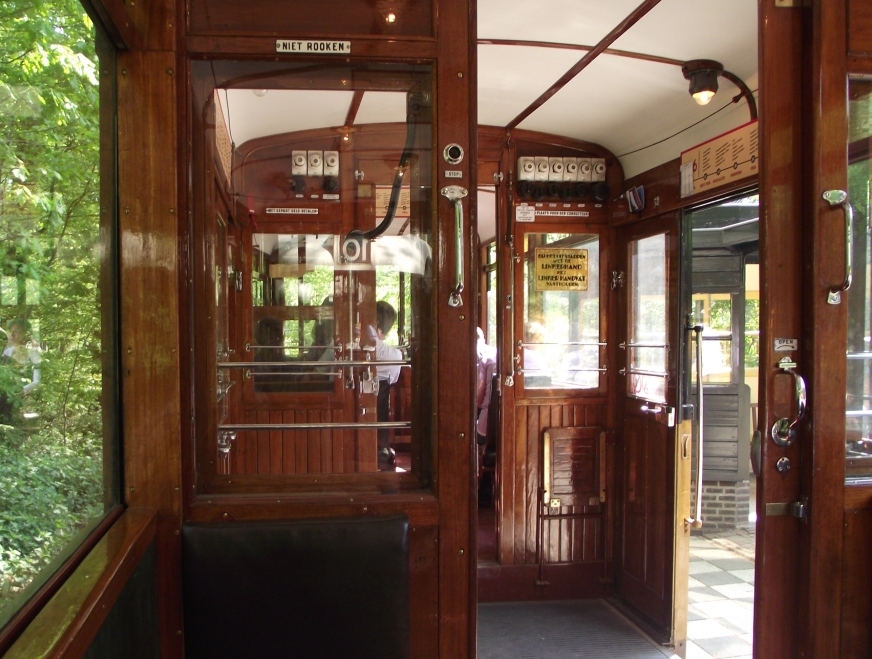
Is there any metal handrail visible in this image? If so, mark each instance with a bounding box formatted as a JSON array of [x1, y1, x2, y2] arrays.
[[518, 340, 607, 347], [219, 421, 411, 431], [219, 359, 409, 368], [686, 324, 704, 530]]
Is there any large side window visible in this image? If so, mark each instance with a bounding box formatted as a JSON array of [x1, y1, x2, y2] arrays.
[[0, 1, 119, 630]]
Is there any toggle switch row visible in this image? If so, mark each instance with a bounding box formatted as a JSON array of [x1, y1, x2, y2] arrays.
[[291, 150, 340, 177], [516, 180, 611, 203], [517, 156, 607, 183]]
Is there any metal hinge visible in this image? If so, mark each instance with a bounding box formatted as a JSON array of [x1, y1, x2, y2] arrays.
[[611, 271, 625, 290], [764, 495, 808, 521]]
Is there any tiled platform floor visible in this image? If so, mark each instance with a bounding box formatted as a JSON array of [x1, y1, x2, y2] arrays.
[[683, 525, 755, 659]]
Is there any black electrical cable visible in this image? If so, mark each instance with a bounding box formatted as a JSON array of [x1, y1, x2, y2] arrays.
[[346, 91, 429, 243]]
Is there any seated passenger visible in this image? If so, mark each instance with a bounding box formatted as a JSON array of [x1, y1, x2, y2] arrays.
[[253, 316, 288, 392], [374, 301, 403, 470]]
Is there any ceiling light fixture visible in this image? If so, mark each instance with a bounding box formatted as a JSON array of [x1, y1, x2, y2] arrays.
[[681, 59, 757, 120], [682, 60, 723, 106]]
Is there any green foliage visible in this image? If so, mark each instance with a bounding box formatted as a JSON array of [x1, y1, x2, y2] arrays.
[[0, 441, 102, 599], [745, 298, 760, 369], [0, 0, 108, 616], [709, 299, 732, 331]]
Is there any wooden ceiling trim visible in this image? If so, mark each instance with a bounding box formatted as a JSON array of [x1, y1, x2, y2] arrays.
[[346, 90, 365, 126], [504, 0, 665, 130]]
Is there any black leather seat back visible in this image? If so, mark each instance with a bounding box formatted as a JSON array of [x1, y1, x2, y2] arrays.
[[182, 515, 410, 659]]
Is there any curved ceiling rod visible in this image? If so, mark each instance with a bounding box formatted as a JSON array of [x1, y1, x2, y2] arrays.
[[719, 69, 758, 121]]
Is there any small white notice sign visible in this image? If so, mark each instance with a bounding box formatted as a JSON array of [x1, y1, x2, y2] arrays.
[[276, 40, 351, 54], [773, 338, 798, 352], [516, 205, 535, 223]]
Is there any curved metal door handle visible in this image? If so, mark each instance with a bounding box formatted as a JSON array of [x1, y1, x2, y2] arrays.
[[770, 357, 806, 447], [822, 189, 853, 305], [442, 185, 468, 307]]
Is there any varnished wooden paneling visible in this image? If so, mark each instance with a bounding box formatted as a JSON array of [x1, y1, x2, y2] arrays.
[[118, 50, 182, 514], [187, 0, 433, 38], [500, 402, 609, 567], [117, 51, 185, 659], [841, 507, 872, 658], [753, 1, 808, 657], [4, 510, 157, 658], [618, 156, 756, 226], [232, 407, 376, 475], [848, 0, 872, 57], [801, 1, 850, 656], [434, 0, 477, 656]]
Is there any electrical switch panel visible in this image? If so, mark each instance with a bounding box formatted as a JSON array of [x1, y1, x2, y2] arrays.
[[592, 158, 606, 182], [323, 151, 339, 177], [307, 151, 323, 177], [534, 156, 550, 181], [292, 150, 308, 176], [517, 157, 535, 181]]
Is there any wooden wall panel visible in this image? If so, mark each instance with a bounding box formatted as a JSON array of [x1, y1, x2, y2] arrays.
[[187, 0, 434, 39], [848, 0, 872, 57], [500, 402, 608, 566], [117, 49, 184, 658], [841, 505, 872, 657], [232, 407, 375, 474], [753, 1, 805, 656]]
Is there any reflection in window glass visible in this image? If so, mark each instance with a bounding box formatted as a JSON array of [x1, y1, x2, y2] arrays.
[[250, 233, 336, 393], [522, 233, 601, 390], [846, 79, 872, 477], [628, 234, 667, 402], [197, 59, 435, 483], [0, 3, 118, 627]]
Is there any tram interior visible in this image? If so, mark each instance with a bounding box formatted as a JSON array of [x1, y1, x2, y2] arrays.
[[193, 0, 761, 649], [3, 0, 799, 656]]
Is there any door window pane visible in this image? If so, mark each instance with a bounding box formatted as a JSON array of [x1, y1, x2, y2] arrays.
[[521, 233, 602, 390], [846, 79, 872, 477], [195, 60, 435, 484], [628, 234, 667, 403]]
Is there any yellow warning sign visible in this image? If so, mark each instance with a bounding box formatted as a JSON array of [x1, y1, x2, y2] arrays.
[[535, 248, 588, 291]]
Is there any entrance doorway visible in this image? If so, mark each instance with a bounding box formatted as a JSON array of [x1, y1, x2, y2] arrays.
[[476, 191, 760, 658]]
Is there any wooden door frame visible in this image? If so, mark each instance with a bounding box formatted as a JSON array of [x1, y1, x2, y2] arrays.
[[756, 1, 847, 656]]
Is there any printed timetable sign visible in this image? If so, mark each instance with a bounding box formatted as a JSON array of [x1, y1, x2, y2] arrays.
[[534, 248, 588, 292], [680, 120, 759, 197]]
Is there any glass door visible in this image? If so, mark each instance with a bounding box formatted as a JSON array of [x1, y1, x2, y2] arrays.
[[615, 213, 690, 652]]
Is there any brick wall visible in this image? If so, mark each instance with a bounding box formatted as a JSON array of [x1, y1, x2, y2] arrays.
[[690, 480, 751, 532]]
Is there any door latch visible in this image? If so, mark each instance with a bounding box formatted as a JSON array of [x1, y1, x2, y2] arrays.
[[764, 495, 808, 521]]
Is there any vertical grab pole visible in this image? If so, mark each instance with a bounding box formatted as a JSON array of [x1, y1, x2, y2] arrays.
[[442, 185, 468, 308], [685, 324, 705, 529]]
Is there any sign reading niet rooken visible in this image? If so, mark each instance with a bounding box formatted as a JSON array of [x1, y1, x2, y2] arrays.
[[276, 40, 351, 54], [534, 248, 589, 292]]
